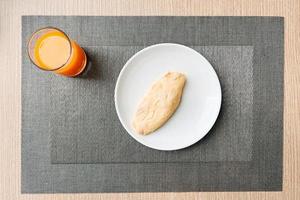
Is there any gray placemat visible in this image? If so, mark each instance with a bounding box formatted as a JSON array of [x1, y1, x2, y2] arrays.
[[22, 16, 283, 193], [51, 45, 253, 163]]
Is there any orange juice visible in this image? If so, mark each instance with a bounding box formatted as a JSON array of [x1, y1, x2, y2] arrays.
[[29, 28, 87, 77]]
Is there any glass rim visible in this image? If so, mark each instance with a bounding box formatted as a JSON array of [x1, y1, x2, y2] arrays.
[[27, 26, 73, 71]]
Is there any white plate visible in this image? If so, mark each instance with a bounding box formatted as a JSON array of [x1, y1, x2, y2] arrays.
[[114, 43, 222, 151]]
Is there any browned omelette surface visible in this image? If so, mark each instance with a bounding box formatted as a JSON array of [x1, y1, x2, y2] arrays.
[[132, 72, 186, 135]]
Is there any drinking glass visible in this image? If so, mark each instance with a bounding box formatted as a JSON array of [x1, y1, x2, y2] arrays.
[[27, 27, 87, 77]]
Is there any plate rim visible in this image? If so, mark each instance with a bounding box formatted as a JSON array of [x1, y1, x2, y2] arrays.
[[114, 43, 222, 151]]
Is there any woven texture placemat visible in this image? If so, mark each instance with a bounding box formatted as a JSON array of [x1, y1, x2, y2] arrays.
[[22, 16, 283, 193]]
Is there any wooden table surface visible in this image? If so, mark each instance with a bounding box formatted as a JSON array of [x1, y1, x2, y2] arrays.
[[0, 0, 299, 199]]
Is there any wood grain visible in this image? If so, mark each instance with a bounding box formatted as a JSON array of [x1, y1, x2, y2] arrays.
[[0, 0, 299, 199]]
